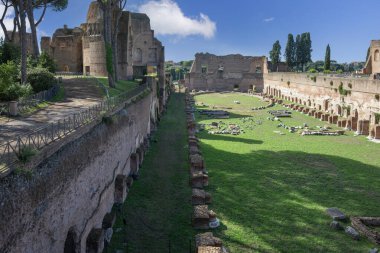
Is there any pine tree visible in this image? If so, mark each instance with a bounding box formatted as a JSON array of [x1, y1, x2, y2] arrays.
[[269, 40, 281, 72], [284, 34, 295, 69], [324, 44, 331, 71]]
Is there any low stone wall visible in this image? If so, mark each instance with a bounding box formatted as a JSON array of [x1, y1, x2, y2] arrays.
[[0, 90, 160, 252], [264, 73, 380, 136]]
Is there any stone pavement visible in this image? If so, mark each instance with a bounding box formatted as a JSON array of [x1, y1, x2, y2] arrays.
[[0, 78, 104, 143]]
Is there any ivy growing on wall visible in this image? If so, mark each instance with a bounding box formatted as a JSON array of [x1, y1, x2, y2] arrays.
[[375, 113, 380, 124], [338, 82, 350, 96]]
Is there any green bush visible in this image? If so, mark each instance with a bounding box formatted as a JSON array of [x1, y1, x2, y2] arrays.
[[308, 68, 317, 73], [38, 52, 56, 73], [0, 62, 32, 101], [27, 68, 56, 93], [17, 146, 37, 164], [0, 83, 32, 101], [323, 70, 331, 74], [337, 69, 343, 74]]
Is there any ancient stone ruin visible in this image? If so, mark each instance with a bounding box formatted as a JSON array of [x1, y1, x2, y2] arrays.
[[41, 1, 165, 81]]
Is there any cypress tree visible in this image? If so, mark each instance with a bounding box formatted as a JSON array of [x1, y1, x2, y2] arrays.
[[285, 34, 295, 69], [324, 44, 331, 71], [295, 34, 302, 71], [270, 40, 281, 72]]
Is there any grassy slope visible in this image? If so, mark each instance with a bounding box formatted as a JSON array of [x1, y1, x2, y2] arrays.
[[97, 77, 139, 97], [194, 93, 380, 253], [107, 93, 195, 252]]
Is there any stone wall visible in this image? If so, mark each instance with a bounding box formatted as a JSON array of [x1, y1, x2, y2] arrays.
[[264, 72, 380, 132], [0, 88, 161, 253], [185, 53, 267, 92]]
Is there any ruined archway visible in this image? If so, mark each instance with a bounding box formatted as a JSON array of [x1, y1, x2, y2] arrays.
[[86, 228, 104, 253], [336, 104, 342, 116], [64, 227, 78, 253], [114, 175, 127, 204], [130, 153, 139, 175], [375, 50, 380, 62]]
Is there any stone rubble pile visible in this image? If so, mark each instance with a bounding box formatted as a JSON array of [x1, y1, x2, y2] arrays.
[[185, 91, 228, 253]]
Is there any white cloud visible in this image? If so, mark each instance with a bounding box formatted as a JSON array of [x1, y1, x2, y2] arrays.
[[138, 0, 216, 39], [263, 17, 275, 22], [0, 4, 16, 39]]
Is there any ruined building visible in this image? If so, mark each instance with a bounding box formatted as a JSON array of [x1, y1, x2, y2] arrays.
[[41, 1, 165, 80], [185, 53, 268, 92], [363, 40, 380, 78], [4, 31, 34, 55]]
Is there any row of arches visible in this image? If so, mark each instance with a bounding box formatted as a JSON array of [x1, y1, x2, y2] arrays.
[[266, 86, 361, 118], [63, 138, 149, 253]]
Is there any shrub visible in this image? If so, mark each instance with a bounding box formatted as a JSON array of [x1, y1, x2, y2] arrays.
[[310, 76, 317, 82], [17, 146, 37, 164], [338, 83, 348, 96], [323, 70, 331, 74], [0, 62, 31, 101], [376, 94, 380, 101], [0, 83, 32, 101], [38, 52, 57, 73], [308, 68, 317, 73], [27, 68, 56, 93], [330, 81, 333, 86], [337, 69, 343, 74], [348, 83, 352, 89]]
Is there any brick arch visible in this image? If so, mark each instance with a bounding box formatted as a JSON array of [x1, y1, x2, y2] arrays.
[[114, 175, 127, 204], [130, 153, 139, 175], [64, 227, 79, 253], [86, 228, 104, 253]]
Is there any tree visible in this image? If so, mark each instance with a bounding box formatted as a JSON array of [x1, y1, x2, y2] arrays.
[[295, 34, 302, 71], [97, 0, 127, 87], [269, 40, 281, 72], [295, 32, 312, 71], [284, 33, 295, 69], [0, 0, 17, 43], [111, 0, 127, 82], [303, 32, 312, 64], [324, 44, 331, 71], [26, 0, 68, 57]]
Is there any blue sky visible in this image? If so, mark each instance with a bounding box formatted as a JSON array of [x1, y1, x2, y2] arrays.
[[33, 0, 380, 62]]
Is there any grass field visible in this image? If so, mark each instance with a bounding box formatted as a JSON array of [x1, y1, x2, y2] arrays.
[[106, 93, 195, 252], [194, 92, 380, 253], [97, 77, 139, 97]]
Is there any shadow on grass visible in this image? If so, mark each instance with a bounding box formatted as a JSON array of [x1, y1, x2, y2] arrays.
[[199, 144, 380, 253], [198, 132, 263, 145]]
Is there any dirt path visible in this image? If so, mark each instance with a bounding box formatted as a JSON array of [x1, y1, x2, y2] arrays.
[[0, 78, 103, 143], [107, 93, 195, 253]]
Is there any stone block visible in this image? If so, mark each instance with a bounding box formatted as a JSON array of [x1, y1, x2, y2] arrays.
[[193, 205, 211, 229], [190, 171, 209, 188], [326, 207, 346, 220], [190, 154, 204, 170], [192, 188, 212, 205], [345, 226, 360, 240], [197, 246, 222, 253], [195, 232, 223, 248]]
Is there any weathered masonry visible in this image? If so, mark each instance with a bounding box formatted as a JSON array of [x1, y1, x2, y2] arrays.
[[185, 53, 268, 92], [0, 78, 169, 253], [264, 73, 380, 138], [41, 1, 165, 81]]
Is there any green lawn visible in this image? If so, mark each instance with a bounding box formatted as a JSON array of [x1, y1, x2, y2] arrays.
[[97, 77, 139, 97], [106, 93, 195, 252], [194, 92, 380, 253]]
